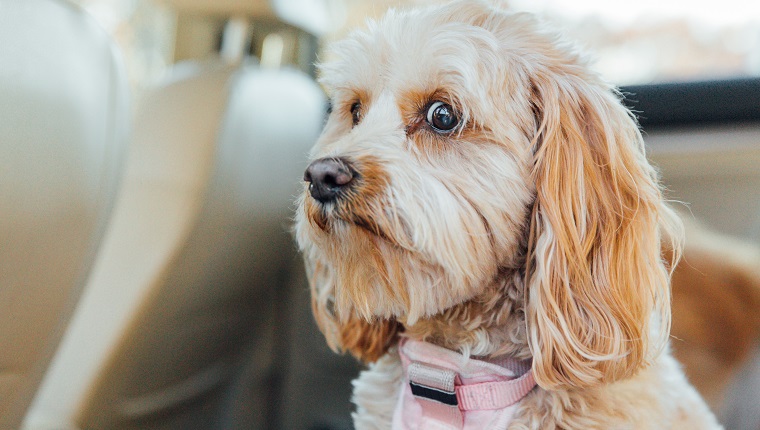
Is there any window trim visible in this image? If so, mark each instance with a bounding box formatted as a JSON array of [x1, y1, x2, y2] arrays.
[[621, 77, 760, 130]]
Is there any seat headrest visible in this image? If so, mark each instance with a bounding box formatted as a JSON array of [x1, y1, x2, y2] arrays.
[[0, 0, 129, 428], [164, 0, 335, 36]]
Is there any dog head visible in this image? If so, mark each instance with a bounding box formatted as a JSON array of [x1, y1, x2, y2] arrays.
[[295, 0, 681, 390]]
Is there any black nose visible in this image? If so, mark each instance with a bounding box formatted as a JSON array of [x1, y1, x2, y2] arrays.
[[304, 157, 355, 203]]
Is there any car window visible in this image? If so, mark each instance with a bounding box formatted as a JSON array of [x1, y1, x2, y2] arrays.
[[505, 0, 760, 85], [341, 0, 760, 86]]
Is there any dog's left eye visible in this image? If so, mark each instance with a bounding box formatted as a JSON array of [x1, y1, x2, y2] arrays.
[[426, 101, 459, 133], [350, 101, 362, 126]]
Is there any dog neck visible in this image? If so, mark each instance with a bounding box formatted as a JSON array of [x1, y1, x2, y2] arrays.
[[402, 268, 532, 361]]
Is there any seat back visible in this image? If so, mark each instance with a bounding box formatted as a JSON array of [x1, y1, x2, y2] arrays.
[[26, 60, 325, 430], [0, 1, 129, 429]]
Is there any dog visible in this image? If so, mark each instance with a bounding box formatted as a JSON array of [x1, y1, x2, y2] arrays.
[[295, 1, 721, 428]]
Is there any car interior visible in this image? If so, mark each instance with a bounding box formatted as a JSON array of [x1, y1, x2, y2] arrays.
[[1, 0, 760, 429]]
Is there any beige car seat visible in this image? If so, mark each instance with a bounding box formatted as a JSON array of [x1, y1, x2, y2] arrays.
[[24, 58, 325, 430], [0, 1, 129, 429]]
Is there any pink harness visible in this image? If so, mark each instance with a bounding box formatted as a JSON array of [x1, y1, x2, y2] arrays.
[[393, 338, 537, 429]]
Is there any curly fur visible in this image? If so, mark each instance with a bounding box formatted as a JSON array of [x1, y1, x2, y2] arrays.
[[295, 1, 721, 428]]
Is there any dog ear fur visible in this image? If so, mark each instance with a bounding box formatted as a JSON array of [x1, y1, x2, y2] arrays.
[[307, 257, 402, 363], [524, 63, 682, 390]]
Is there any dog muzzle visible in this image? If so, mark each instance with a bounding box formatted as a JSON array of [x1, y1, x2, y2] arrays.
[[394, 338, 536, 429]]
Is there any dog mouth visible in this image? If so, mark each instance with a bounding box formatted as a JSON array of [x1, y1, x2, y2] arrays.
[[343, 211, 396, 243], [307, 194, 397, 243], [304, 187, 413, 250]]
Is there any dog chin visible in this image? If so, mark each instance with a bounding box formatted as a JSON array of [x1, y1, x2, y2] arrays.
[[300, 199, 483, 324]]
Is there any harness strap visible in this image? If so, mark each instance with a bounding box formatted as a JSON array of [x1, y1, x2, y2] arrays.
[[455, 369, 536, 410]]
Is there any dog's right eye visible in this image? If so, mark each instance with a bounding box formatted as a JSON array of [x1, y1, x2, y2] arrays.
[[350, 101, 362, 126], [426, 101, 459, 133]]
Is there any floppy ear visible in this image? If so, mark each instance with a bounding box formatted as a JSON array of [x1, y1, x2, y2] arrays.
[[306, 256, 402, 363], [525, 67, 682, 390]]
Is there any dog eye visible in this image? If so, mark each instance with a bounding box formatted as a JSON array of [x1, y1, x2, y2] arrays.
[[350, 101, 362, 126], [426, 101, 459, 133]]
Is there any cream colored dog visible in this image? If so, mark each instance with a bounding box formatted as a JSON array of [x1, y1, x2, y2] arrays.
[[295, 1, 721, 428]]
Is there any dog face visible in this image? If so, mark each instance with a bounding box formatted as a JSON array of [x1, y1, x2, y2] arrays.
[[296, 0, 681, 389]]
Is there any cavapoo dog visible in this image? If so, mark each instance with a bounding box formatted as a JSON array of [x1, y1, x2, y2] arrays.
[[295, 1, 721, 428]]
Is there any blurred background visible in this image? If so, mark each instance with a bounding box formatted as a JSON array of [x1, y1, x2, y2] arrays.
[[1, 0, 760, 429], [68, 0, 760, 89]]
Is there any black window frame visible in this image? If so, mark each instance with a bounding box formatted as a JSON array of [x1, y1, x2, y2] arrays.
[[621, 77, 760, 131]]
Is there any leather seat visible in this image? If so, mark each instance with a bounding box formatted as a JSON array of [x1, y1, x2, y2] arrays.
[[0, 1, 129, 429], [25, 59, 325, 430]]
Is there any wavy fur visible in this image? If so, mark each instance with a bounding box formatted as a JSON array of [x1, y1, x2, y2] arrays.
[[295, 1, 718, 428]]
